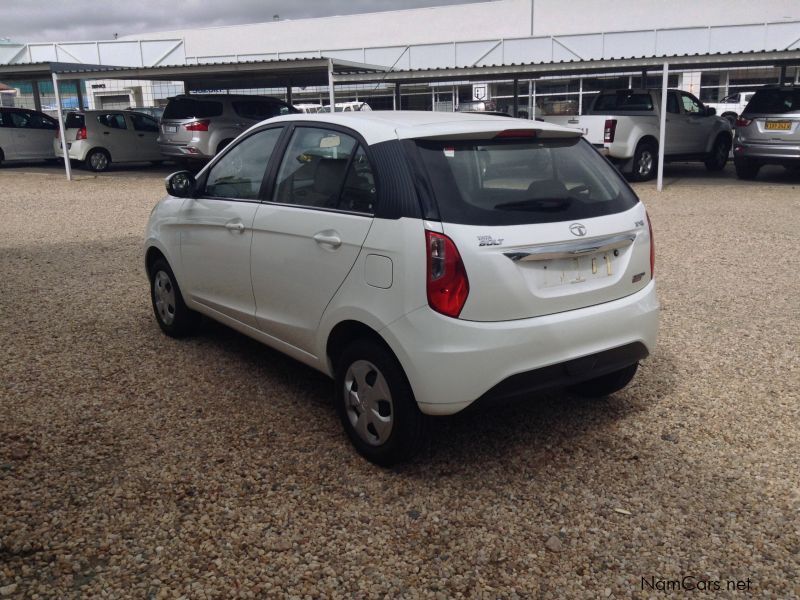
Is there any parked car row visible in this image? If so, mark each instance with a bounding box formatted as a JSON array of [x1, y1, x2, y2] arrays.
[[541, 85, 799, 181], [2, 87, 798, 178]]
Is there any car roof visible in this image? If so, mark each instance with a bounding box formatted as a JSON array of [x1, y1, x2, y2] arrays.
[[259, 111, 581, 145]]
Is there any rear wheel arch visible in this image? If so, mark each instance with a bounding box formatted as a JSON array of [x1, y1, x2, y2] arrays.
[[326, 320, 397, 374]]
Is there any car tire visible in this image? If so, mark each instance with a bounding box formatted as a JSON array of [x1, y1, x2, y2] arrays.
[[734, 159, 760, 180], [85, 148, 110, 172], [629, 141, 657, 182], [568, 363, 639, 398], [149, 257, 200, 338], [704, 134, 730, 172], [335, 339, 428, 466], [721, 112, 737, 126]]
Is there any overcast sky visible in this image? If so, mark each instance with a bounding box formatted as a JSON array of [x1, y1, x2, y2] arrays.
[[0, 0, 488, 43]]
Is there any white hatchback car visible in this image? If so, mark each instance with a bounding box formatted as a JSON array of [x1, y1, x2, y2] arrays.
[[55, 110, 162, 171], [145, 112, 659, 464]]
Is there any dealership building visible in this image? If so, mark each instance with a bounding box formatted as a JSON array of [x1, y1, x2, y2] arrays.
[[1, 0, 799, 115]]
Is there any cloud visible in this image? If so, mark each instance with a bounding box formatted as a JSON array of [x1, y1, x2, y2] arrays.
[[0, 0, 486, 43]]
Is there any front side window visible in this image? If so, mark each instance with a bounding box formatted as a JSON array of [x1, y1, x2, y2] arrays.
[[97, 113, 127, 129], [129, 112, 158, 132], [414, 136, 639, 226], [273, 127, 375, 213], [681, 93, 702, 114], [204, 127, 283, 200]]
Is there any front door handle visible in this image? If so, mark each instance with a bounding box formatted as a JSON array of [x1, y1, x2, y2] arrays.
[[225, 222, 245, 233], [313, 231, 342, 249]]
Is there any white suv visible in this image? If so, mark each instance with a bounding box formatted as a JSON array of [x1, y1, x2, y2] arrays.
[[144, 112, 659, 465]]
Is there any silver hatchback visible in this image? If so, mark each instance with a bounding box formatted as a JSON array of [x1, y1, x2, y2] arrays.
[[733, 85, 800, 179], [158, 94, 298, 162]]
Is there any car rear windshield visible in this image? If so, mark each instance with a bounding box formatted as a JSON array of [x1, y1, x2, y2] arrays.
[[413, 137, 639, 226], [744, 88, 800, 114], [592, 92, 654, 112], [232, 100, 294, 120], [65, 113, 85, 129], [163, 98, 223, 120]]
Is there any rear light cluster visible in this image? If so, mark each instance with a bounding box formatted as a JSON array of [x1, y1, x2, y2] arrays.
[[604, 119, 617, 143], [646, 211, 655, 279], [425, 230, 469, 318], [76, 127, 87, 141], [735, 117, 752, 127], [184, 120, 210, 132]]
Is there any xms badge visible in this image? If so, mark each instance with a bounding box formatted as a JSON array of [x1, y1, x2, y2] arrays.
[[478, 235, 504, 247]]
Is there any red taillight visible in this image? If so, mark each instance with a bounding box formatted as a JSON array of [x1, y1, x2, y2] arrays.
[[735, 117, 752, 128], [76, 127, 87, 141], [425, 230, 469, 318], [184, 120, 210, 132], [494, 129, 537, 139], [604, 119, 617, 143], [646, 211, 655, 280]]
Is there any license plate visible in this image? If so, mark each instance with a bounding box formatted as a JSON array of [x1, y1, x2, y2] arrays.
[[765, 121, 791, 131], [540, 253, 616, 288], [165, 125, 177, 133]]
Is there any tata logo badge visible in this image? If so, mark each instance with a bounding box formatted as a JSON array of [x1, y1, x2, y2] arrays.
[[569, 223, 587, 237]]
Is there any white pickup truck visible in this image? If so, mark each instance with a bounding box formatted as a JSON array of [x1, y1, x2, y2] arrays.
[[543, 89, 733, 180], [706, 91, 756, 124]]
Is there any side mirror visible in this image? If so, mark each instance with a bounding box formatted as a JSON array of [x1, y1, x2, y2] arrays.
[[165, 171, 197, 198], [705, 106, 717, 117]]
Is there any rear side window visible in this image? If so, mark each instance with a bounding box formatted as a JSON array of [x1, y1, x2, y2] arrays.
[[163, 98, 223, 119], [97, 114, 127, 129], [592, 93, 654, 112], [65, 113, 85, 129], [272, 127, 375, 213], [745, 89, 800, 114], [232, 100, 292, 120], [414, 137, 639, 226]]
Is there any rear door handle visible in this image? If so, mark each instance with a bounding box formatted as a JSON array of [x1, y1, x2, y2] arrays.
[[103, 131, 110, 135], [313, 231, 342, 249], [225, 222, 245, 233]]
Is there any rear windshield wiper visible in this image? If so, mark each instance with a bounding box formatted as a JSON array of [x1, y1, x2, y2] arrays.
[[494, 198, 572, 211]]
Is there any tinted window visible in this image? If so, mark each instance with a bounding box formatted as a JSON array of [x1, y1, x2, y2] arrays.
[[273, 127, 365, 210], [414, 137, 638, 226], [97, 113, 127, 129], [129, 112, 159, 132], [592, 92, 654, 112], [163, 98, 223, 119], [666, 94, 679, 114], [6, 110, 53, 129], [745, 88, 800, 114], [232, 100, 292, 120], [339, 146, 377, 213], [204, 127, 283, 200], [65, 113, 85, 129]]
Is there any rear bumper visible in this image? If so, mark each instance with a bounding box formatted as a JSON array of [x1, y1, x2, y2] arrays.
[[157, 143, 212, 160], [734, 140, 800, 164], [53, 139, 90, 161], [382, 280, 659, 415]]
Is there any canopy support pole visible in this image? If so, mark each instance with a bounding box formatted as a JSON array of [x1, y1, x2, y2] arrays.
[[327, 58, 335, 111], [657, 62, 669, 192], [52, 72, 72, 182]]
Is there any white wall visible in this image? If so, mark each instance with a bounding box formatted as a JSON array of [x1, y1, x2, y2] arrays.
[[123, 0, 800, 60]]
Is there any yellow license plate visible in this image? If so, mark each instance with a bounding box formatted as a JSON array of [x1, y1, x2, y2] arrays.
[[765, 121, 791, 131]]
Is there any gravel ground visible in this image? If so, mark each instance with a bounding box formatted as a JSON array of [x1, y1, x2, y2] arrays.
[[1, 164, 798, 598]]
